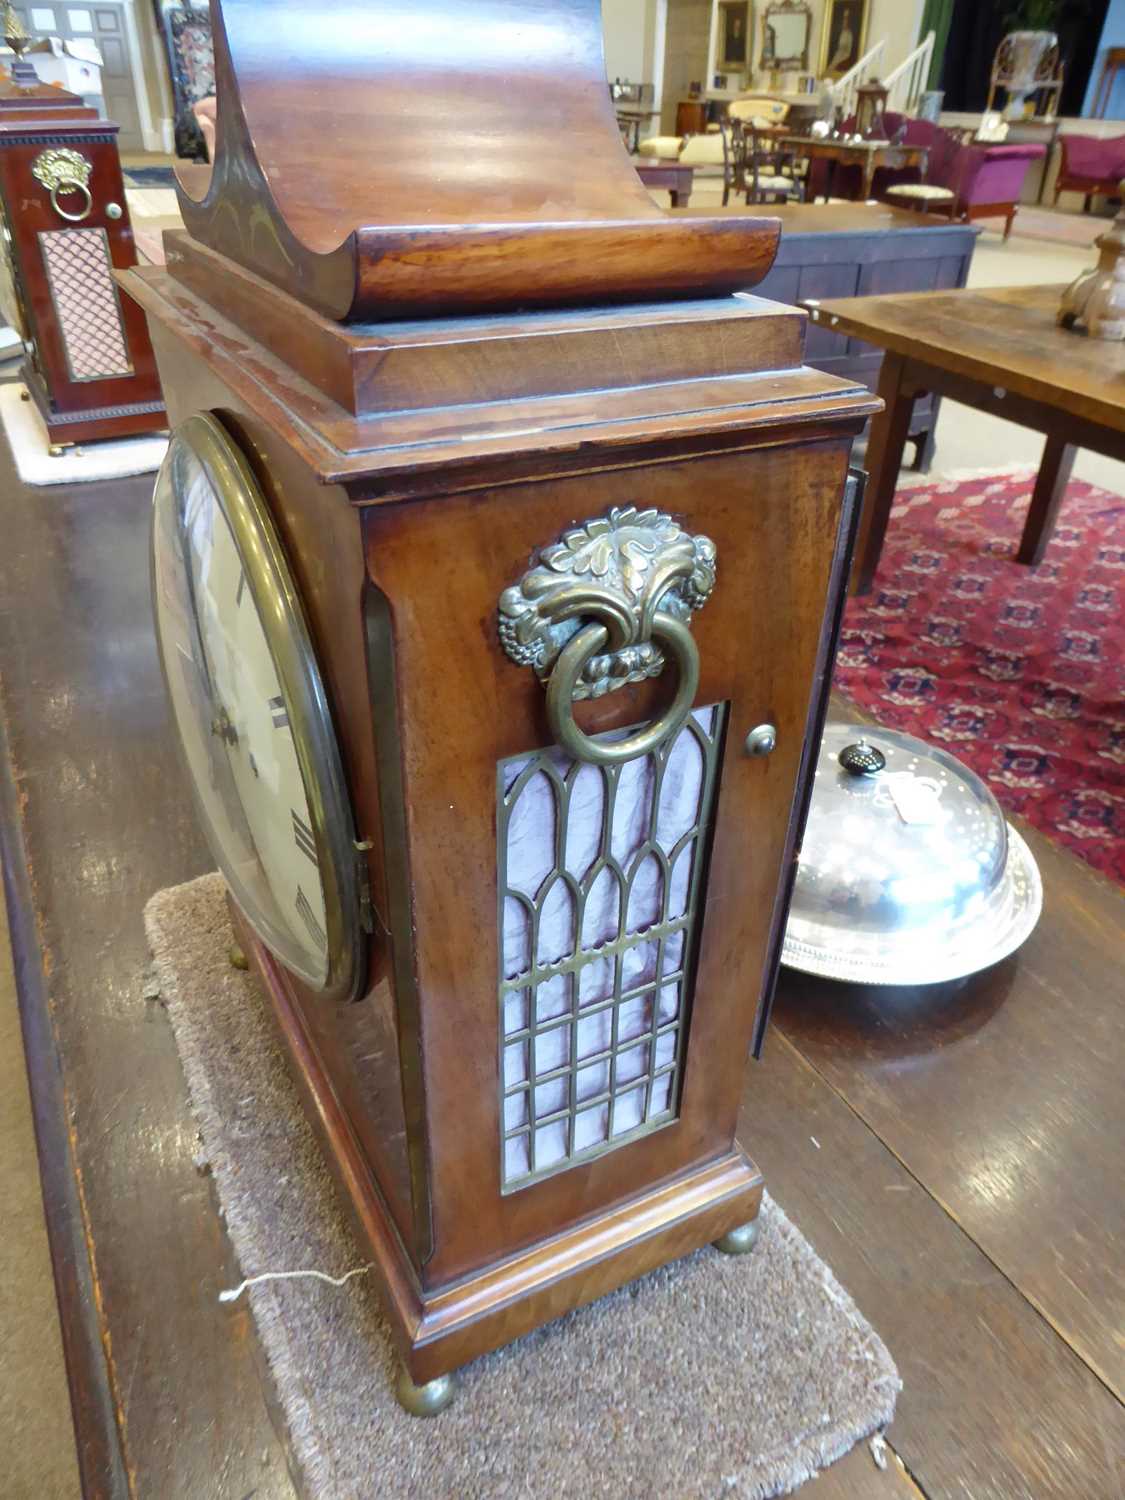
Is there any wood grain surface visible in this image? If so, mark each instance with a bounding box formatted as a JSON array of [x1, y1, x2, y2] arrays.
[[0, 451, 292, 1499], [174, 0, 782, 319], [813, 283, 1125, 591], [809, 284, 1125, 431], [744, 1030, 1125, 1500], [772, 830, 1125, 1401]]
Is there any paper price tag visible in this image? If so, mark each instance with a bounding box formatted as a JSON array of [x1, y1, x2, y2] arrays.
[[884, 773, 945, 827]]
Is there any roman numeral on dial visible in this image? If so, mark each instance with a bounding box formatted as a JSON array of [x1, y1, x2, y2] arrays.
[[269, 695, 289, 728], [295, 885, 326, 951], [292, 808, 318, 864]]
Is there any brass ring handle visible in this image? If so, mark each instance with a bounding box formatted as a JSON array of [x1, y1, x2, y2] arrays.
[[546, 610, 700, 767], [49, 178, 93, 223]]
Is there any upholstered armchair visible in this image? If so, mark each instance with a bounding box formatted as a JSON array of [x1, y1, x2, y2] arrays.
[[1053, 134, 1125, 211], [880, 121, 1045, 239], [805, 113, 1043, 236]]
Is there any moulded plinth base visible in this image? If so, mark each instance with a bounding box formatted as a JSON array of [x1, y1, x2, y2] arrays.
[[231, 903, 765, 1388]]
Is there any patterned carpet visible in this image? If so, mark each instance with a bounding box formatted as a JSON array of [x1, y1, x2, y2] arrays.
[[836, 470, 1125, 884]]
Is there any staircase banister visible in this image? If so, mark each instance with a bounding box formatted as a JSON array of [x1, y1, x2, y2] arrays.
[[829, 40, 886, 101], [885, 31, 936, 113]]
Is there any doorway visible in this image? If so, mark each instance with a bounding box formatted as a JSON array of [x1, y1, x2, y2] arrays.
[[12, 3, 145, 151]]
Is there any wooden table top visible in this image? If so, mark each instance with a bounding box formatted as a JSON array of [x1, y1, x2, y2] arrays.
[[781, 135, 926, 155], [811, 282, 1125, 432]]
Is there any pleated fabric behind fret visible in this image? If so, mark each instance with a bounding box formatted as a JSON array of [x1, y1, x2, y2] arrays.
[[498, 706, 724, 1187]]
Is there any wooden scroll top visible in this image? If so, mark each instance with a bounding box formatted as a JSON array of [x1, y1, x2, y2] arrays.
[[177, 0, 780, 321]]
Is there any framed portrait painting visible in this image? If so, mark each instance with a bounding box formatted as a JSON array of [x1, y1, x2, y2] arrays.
[[718, 1, 752, 75], [819, 0, 869, 80]]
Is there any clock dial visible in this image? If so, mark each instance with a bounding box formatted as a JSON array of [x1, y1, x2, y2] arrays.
[[152, 413, 361, 997]]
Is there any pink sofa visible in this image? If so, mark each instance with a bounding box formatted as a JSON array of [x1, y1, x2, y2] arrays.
[[1053, 134, 1125, 211]]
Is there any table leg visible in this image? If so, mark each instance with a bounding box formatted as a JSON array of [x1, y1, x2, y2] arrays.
[[670, 188, 691, 207], [862, 154, 876, 202], [851, 352, 916, 595], [1016, 433, 1076, 565]]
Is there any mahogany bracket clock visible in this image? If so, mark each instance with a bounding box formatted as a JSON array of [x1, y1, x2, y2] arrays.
[[0, 81, 164, 445], [122, 0, 878, 1418]]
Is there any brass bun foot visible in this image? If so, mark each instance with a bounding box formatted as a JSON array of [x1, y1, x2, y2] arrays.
[[394, 1366, 458, 1418], [228, 943, 249, 970], [713, 1219, 760, 1255], [48, 443, 74, 457]]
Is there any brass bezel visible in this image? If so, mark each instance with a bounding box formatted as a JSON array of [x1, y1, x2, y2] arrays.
[[151, 411, 364, 1002]]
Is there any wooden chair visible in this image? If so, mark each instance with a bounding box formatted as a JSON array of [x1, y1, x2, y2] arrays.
[[729, 120, 804, 206]]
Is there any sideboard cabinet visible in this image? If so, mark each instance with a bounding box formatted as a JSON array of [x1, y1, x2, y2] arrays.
[[747, 204, 977, 469]]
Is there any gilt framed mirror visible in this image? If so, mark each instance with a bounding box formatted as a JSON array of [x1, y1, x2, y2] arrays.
[[759, 0, 812, 73]]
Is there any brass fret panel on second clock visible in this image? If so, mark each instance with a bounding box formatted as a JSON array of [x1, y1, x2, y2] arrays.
[[497, 704, 726, 1190], [38, 228, 133, 381]]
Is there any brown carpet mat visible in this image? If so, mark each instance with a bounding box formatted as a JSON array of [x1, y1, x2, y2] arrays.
[[144, 873, 900, 1500]]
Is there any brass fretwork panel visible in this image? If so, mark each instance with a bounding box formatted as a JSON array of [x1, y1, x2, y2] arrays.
[[38, 227, 133, 381], [498, 704, 726, 1189]]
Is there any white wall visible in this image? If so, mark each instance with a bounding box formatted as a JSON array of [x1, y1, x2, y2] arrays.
[[864, 0, 927, 81], [603, 0, 658, 82]]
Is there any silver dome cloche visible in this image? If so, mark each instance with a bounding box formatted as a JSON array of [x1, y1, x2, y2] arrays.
[[782, 722, 1042, 985]]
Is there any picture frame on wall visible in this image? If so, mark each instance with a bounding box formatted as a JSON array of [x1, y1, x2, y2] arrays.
[[819, 0, 869, 80], [718, 1, 752, 75]]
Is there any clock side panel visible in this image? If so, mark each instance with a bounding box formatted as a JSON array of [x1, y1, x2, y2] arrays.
[[147, 328, 422, 1256], [0, 127, 164, 439], [362, 435, 854, 1288]]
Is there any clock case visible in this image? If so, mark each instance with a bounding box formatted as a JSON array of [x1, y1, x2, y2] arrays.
[[0, 86, 164, 445], [122, 0, 879, 1398]]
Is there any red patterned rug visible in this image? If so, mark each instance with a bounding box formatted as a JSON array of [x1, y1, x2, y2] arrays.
[[835, 469, 1125, 884]]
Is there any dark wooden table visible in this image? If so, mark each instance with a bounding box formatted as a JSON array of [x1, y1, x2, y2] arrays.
[[809, 282, 1125, 592], [783, 136, 930, 203], [675, 203, 978, 469], [1, 409, 1122, 1497], [634, 158, 694, 207]]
